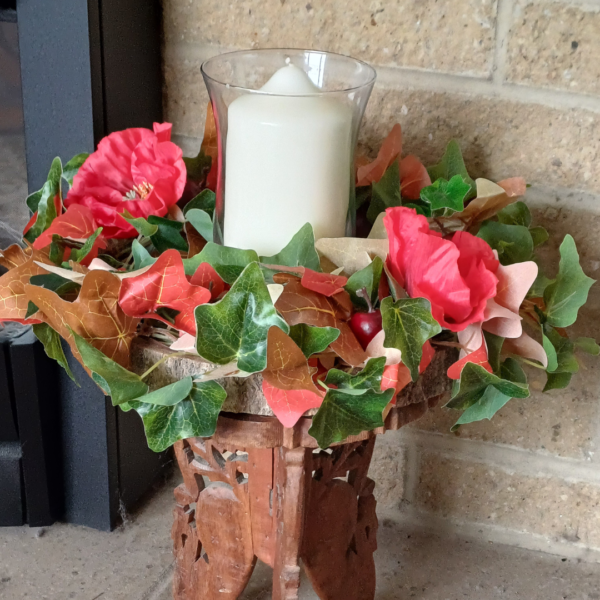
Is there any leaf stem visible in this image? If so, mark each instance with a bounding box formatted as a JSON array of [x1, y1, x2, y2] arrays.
[[140, 351, 190, 380]]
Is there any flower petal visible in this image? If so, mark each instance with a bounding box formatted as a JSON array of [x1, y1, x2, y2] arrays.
[[503, 331, 548, 368]]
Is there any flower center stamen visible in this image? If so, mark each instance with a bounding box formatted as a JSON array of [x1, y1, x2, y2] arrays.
[[123, 181, 154, 201]]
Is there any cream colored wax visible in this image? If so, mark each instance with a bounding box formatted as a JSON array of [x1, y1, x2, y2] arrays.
[[223, 63, 352, 255]]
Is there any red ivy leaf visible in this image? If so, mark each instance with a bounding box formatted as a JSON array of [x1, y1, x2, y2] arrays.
[[400, 155, 432, 200], [447, 343, 492, 380], [33, 205, 108, 266], [118, 249, 211, 335], [382, 340, 436, 403], [190, 262, 225, 300], [356, 124, 402, 187], [262, 380, 324, 428], [300, 269, 348, 297]]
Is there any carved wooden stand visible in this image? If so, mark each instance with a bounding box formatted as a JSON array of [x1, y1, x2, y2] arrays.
[[171, 389, 448, 600]]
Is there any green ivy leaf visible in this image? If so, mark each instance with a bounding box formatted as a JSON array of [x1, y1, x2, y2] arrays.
[[288, 324, 340, 358], [33, 323, 78, 384], [543, 235, 595, 328], [62, 153, 89, 187], [130, 377, 193, 406], [122, 211, 159, 237], [426, 140, 476, 200], [543, 371, 572, 392], [25, 301, 39, 319], [24, 158, 63, 243], [186, 208, 214, 243], [130, 380, 227, 452], [183, 189, 216, 218], [260, 223, 321, 272], [403, 201, 431, 217], [345, 256, 383, 310], [419, 174, 470, 216], [48, 235, 68, 265], [325, 357, 386, 390], [184, 150, 212, 183], [132, 239, 156, 270], [194, 262, 288, 373], [575, 337, 600, 356], [500, 357, 527, 384], [446, 362, 529, 411], [530, 227, 549, 248], [528, 270, 553, 298], [542, 329, 559, 372], [367, 161, 402, 223], [497, 201, 531, 227], [477, 221, 534, 266], [356, 186, 371, 209], [148, 216, 189, 253], [69, 228, 103, 263], [483, 331, 504, 374], [72, 331, 148, 405], [543, 326, 579, 374], [380, 296, 442, 381], [308, 387, 394, 448], [29, 273, 80, 296], [187, 242, 259, 282], [451, 386, 512, 430]]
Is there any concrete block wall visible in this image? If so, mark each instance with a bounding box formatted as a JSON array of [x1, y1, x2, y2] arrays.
[[161, 0, 600, 559]]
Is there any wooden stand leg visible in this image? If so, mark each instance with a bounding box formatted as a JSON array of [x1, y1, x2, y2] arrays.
[[172, 435, 378, 600], [301, 439, 378, 600], [272, 446, 310, 600]]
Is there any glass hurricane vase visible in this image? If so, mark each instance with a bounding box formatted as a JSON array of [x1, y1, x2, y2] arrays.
[[201, 48, 376, 256]]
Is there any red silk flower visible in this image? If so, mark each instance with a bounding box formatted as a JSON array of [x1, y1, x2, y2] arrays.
[[384, 207, 499, 332], [65, 123, 186, 239]]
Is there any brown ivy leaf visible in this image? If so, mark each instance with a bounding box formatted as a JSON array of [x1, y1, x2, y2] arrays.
[[25, 270, 139, 369], [263, 326, 319, 393], [202, 102, 218, 166], [275, 279, 367, 366], [454, 178, 526, 227], [68, 261, 89, 275], [0, 251, 53, 323], [185, 222, 206, 257], [0, 244, 31, 270], [330, 290, 353, 319]]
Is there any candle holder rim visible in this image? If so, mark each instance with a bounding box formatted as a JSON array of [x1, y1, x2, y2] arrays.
[[201, 47, 377, 96]]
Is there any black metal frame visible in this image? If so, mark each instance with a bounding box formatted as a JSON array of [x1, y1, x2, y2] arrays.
[[0, 0, 171, 531], [16, 0, 163, 191]]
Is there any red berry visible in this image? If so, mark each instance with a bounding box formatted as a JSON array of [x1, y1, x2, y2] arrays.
[[349, 310, 382, 349]]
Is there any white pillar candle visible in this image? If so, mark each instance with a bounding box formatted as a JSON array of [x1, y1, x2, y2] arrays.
[[223, 63, 353, 256]]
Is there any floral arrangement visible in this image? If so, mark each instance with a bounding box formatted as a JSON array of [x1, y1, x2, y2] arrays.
[[0, 107, 596, 451]]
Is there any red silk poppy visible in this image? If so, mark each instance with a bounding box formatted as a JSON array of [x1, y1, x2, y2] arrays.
[[384, 207, 499, 332], [65, 123, 186, 239]]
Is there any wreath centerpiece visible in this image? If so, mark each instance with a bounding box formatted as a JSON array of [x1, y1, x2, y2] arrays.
[[0, 109, 596, 452]]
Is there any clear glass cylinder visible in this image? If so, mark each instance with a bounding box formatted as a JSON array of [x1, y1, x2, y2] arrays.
[[201, 48, 376, 256]]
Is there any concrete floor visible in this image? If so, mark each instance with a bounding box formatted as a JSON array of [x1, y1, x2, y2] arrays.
[[1, 472, 599, 600]]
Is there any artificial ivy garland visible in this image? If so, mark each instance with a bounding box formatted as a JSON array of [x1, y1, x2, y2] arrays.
[[0, 111, 596, 452]]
